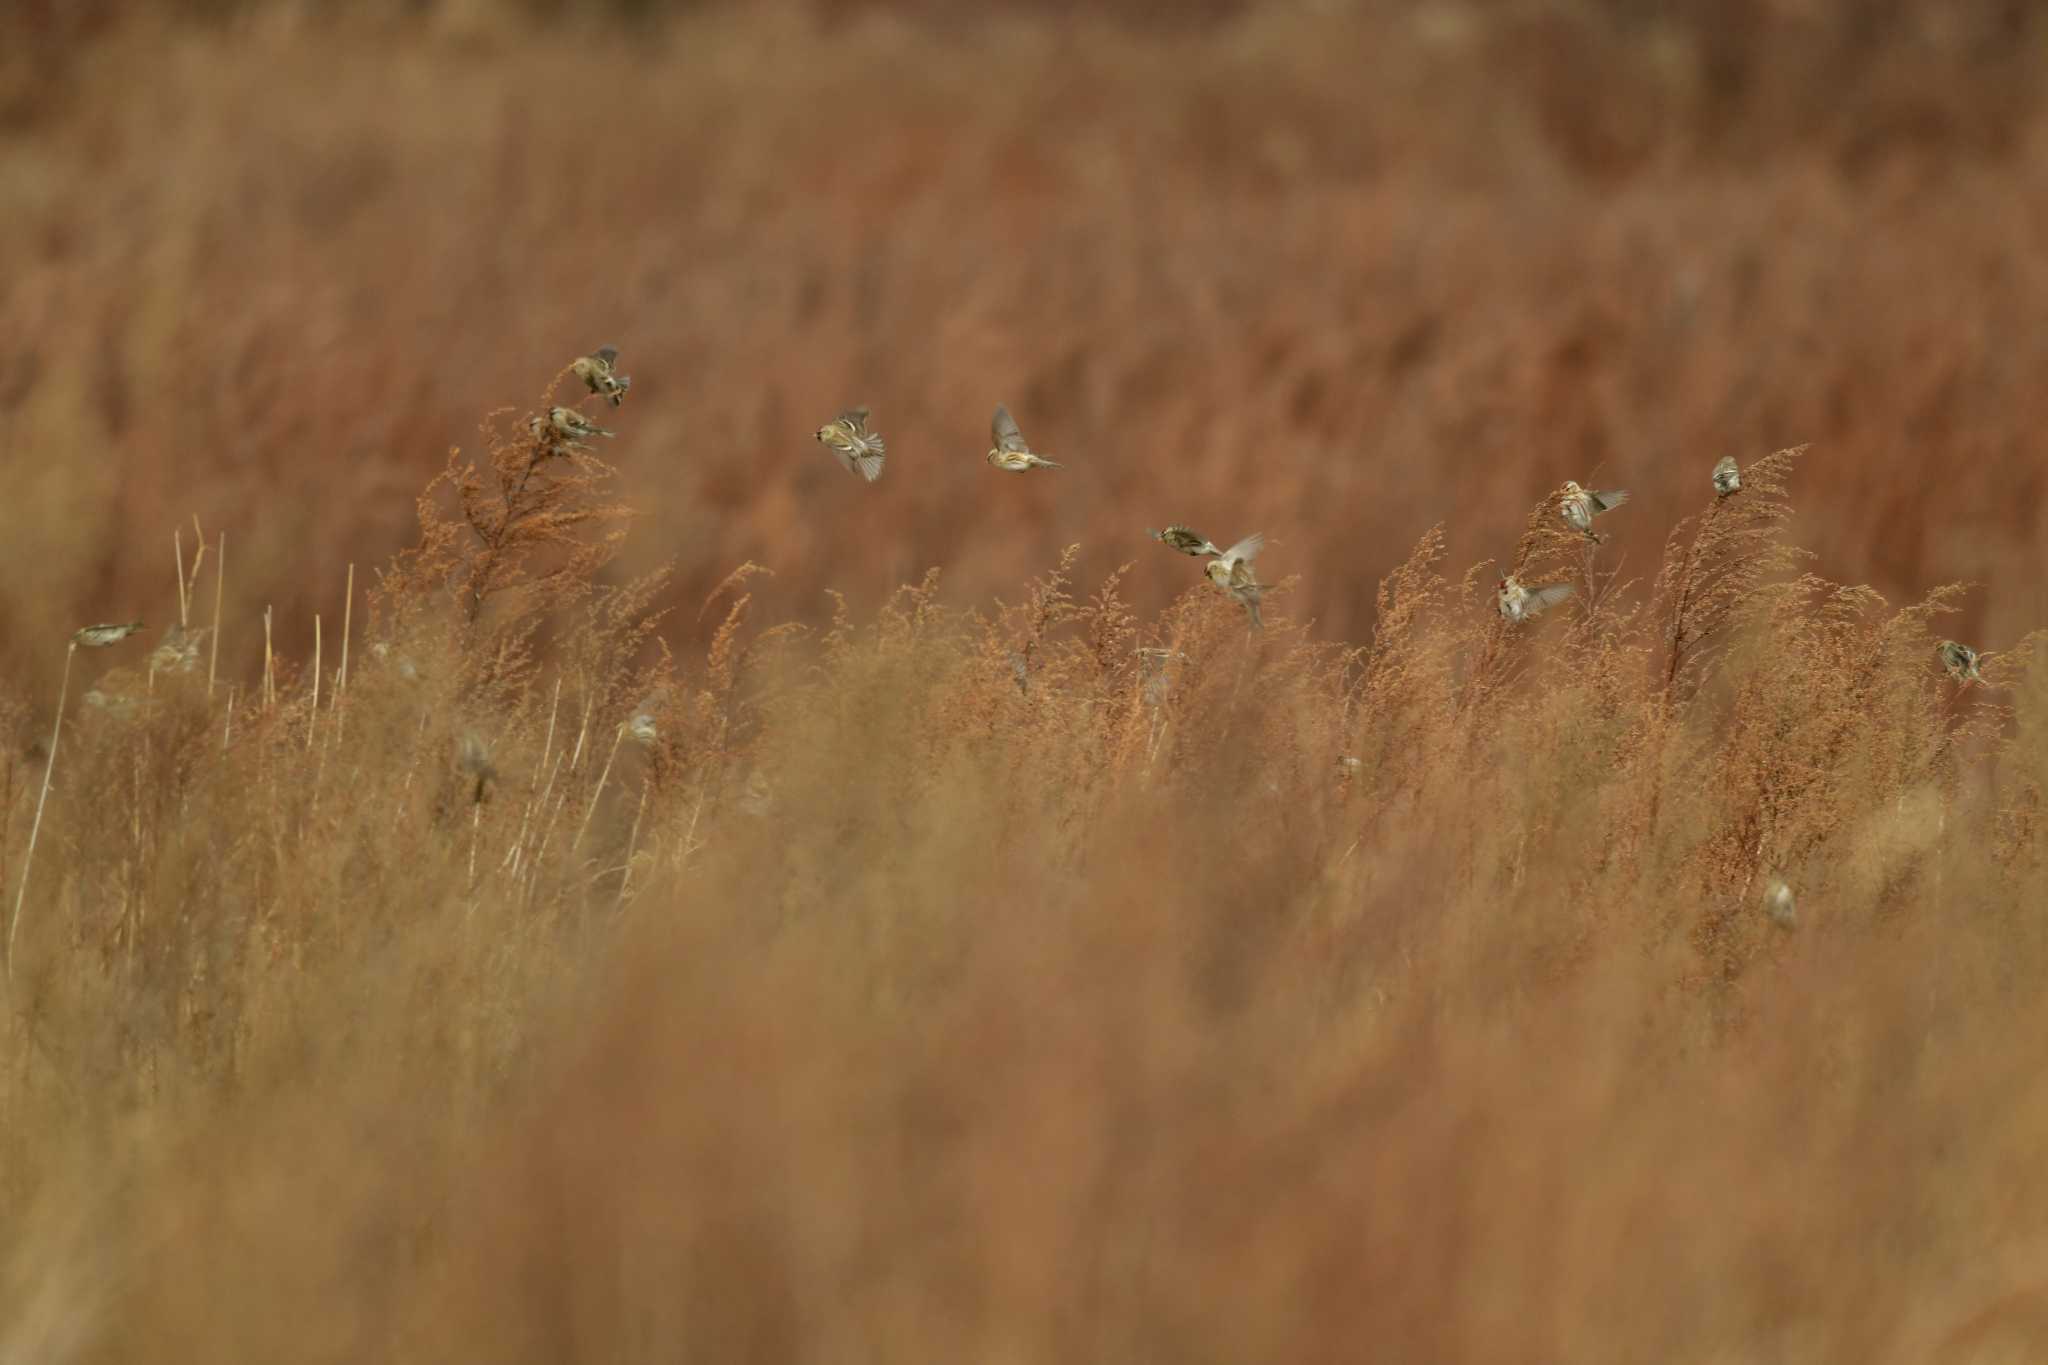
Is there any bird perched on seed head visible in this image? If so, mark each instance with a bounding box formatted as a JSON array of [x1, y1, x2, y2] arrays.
[[73, 622, 144, 648], [1559, 480, 1629, 538], [571, 346, 631, 407], [1712, 456, 1741, 498], [627, 696, 661, 746], [1937, 640, 1984, 685], [1496, 576, 1573, 623], [986, 404, 1062, 472], [530, 405, 614, 450], [1202, 533, 1266, 629], [149, 623, 206, 674], [1149, 526, 1221, 557], [455, 731, 497, 805], [82, 688, 156, 720], [1137, 646, 1183, 706], [1764, 878, 1797, 930], [816, 407, 886, 483]]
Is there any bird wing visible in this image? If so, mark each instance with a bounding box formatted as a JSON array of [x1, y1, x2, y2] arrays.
[[1590, 489, 1630, 512], [856, 451, 885, 483], [991, 404, 1029, 454], [1527, 584, 1575, 615], [839, 407, 872, 430], [592, 345, 619, 366], [828, 442, 857, 475], [1220, 532, 1264, 566], [1712, 457, 1737, 477]]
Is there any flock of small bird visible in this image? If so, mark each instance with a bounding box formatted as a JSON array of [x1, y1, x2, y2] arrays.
[[69, 344, 1996, 685], [58, 346, 2002, 924], [813, 391, 1273, 626]]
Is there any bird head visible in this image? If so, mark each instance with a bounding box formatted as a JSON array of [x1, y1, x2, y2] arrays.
[[1204, 560, 1230, 588], [1561, 480, 1584, 495]]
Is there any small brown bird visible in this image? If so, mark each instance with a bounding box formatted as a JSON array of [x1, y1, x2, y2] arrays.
[[1496, 576, 1573, 623], [1137, 646, 1183, 706], [1712, 456, 1741, 498], [986, 404, 1062, 472], [148, 622, 206, 674], [1203, 533, 1265, 629], [1560, 480, 1629, 538], [73, 622, 144, 648], [1149, 526, 1221, 557], [530, 405, 614, 449], [815, 407, 886, 483], [571, 345, 632, 407], [370, 641, 423, 682], [738, 767, 774, 818], [627, 696, 661, 747], [82, 687, 156, 720], [1763, 878, 1797, 930], [1937, 640, 1984, 685], [455, 730, 497, 805]]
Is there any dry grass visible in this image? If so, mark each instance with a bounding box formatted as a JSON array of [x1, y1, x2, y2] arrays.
[[7, 3, 2048, 1359], [5, 1, 2048, 694], [5, 357, 2048, 1356]]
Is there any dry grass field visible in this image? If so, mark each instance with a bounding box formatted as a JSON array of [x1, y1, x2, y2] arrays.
[[7, 1, 2048, 1359]]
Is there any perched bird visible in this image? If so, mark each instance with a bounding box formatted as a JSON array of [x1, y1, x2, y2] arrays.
[[1496, 576, 1573, 623], [1937, 640, 1984, 685], [627, 696, 661, 746], [815, 407, 886, 483], [82, 688, 156, 720], [73, 622, 145, 648], [1137, 646, 1182, 707], [455, 731, 497, 805], [148, 623, 206, 674], [1203, 533, 1266, 629], [1007, 651, 1031, 697], [1712, 456, 1742, 498], [1559, 480, 1629, 538], [1764, 878, 1797, 930], [1149, 526, 1221, 557], [571, 345, 631, 407], [370, 641, 423, 682], [530, 405, 614, 449], [986, 404, 1062, 472], [738, 768, 774, 819]]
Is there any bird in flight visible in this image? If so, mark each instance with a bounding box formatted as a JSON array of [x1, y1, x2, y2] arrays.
[[816, 407, 886, 483], [986, 404, 1062, 472]]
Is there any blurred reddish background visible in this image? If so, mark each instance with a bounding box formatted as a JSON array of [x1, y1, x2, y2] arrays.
[[4, 0, 2046, 692]]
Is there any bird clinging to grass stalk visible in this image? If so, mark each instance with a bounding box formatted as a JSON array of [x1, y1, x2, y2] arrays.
[[148, 623, 206, 674], [455, 731, 497, 805], [73, 622, 145, 648], [1149, 525, 1221, 557], [1712, 456, 1742, 498], [815, 407, 886, 483], [1202, 532, 1266, 629], [1764, 878, 1797, 930], [1496, 576, 1573, 623], [627, 696, 661, 746], [1937, 640, 1984, 685], [572, 345, 632, 407], [529, 405, 615, 451], [1559, 480, 1629, 539], [986, 404, 1062, 472]]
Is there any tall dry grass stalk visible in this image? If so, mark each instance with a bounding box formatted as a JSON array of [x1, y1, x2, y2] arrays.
[[2, 367, 2044, 1358], [5, 643, 74, 981]]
